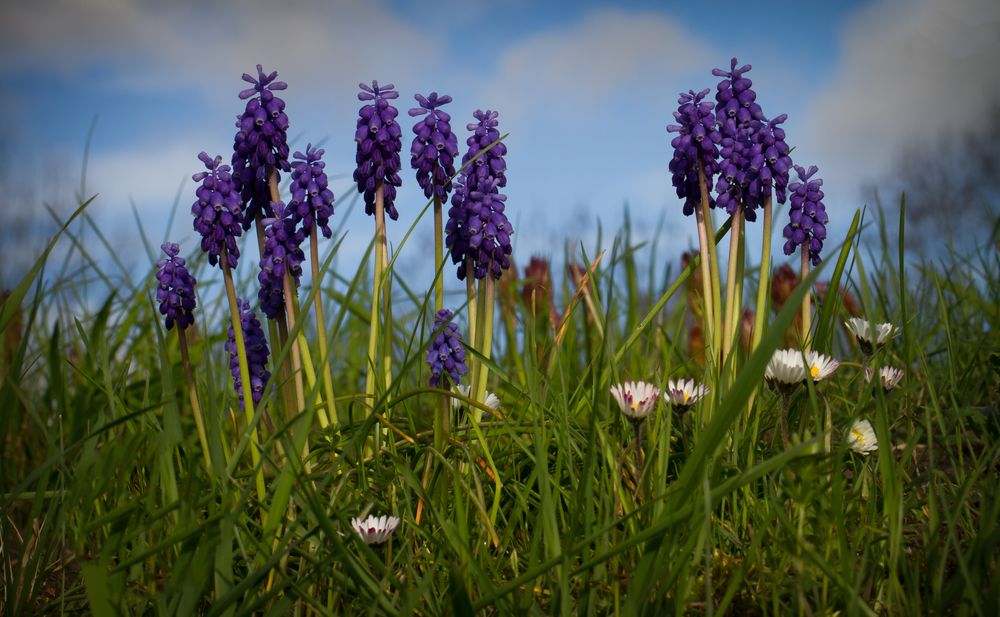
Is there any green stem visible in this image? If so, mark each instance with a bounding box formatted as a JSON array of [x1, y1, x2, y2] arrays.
[[433, 196, 444, 313], [722, 207, 742, 370], [698, 168, 723, 373], [474, 277, 496, 406], [310, 225, 337, 427], [801, 245, 812, 351], [434, 385, 450, 452], [382, 239, 393, 398], [282, 272, 306, 415], [221, 253, 266, 503], [365, 182, 386, 401], [178, 327, 214, 475], [751, 196, 773, 352], [465, 260, 478, 390]]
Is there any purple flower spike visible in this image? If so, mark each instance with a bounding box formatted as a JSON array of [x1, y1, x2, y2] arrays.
[[409, 92, 458, 203], [225, 300, 271, 409], [753, 114, 793, 205], [155, 242, 197, 330], [782, 165, 829, 265], [257, 201, 306, 320], [232, 65, 291, 229], [353, 81, 403, 220], [289, 144, 335, 238], [711, 58, 790, 221], [191, 152, 243, 269], [666, 88, 721, 216], [446, 110, 513, 280], [426, 309, 467, 387]]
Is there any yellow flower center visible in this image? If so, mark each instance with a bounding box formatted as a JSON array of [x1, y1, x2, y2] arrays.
[[810, 365, 820, 378], [683, 391, 690, 402], [631, 401, 639, 411], [851, 429, 865, 445]]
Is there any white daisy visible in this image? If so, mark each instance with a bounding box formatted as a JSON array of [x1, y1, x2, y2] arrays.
[[806, 351, 840, 382], [765, 349, 808, 385], [351, 514, 400, 545], [864, 366, 904, 390], [451, 384, 501, 411], [610, 381, 660, 421], [845, 318, 898, 354], [847, 419, 878, 455], [664, 379, 709, 410]]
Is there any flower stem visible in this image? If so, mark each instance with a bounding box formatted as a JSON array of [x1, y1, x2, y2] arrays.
[[220, 252, 266, 503], [751, 196, 773, 352], [310, 225, 338, 427], [282, 273, 306, 416], [381, 235, 393, 398], [474, 277, 496, 406], [178, 326, 213, 475], [698, 168, 723, 370], [433, 196, 444, 313], [365, 182, 386, 401], [465, 260, 478, 387], [801, 245, 812, 351], [722, 207, 743, 371]]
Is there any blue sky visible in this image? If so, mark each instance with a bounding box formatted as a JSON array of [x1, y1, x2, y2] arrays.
[[1, 0, 997, 287]]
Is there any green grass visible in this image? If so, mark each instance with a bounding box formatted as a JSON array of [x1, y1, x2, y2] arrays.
[[1, 193, 998, 616]]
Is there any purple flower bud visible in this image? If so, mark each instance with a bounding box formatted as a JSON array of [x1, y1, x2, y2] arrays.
[[191, 152, 243, 268], [289, 144, 335, 238], [782, 164, 829, 265], [410, 92, 458, 203], [155, 242, 197, 330], [666, 89, 720, 216], [225, 300, 271, 409], [426, 309, 467, 387], [257, 202, 306, 320], [354, 81, 403, 220], [232, 65, 291, 229]]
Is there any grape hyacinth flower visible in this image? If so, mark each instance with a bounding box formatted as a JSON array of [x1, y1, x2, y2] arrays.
[[847, 419, 878, 455], [191, 152, 243, 268], [155, 243, 197, 330], [666, 89, 721, 216], [232, 65, 291, 227], [351, 515, 400, 545], [257, 201, 306, 320], [225, 300, 271, 409], [289, 145, 335, 238], [354, 81, 403, 220], [783, 165, 830, 265], [426, 309, 468, 387], [447, 110, 513, 280], [754, 114, 793, 205], [713, 58, 767, 219], [665, 379, 709, 412], [409, 92, 458, 203]]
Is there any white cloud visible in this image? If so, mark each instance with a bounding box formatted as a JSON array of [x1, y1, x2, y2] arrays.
[[802, 0, 1000, 187], [480, 8, 718, 124], [0, 0, 443, 100]]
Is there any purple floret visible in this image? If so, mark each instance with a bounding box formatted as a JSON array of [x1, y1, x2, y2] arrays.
[[289, 144, 335, 238], [225, 300, 271, 409], [257, 201, 306, 320], [410, 92, 459, 203], [155, 242, 197, 330], [446, 110, 513, 280], [353, 81, 403, 220], [426, 309, 467, 387], [191, 152, 243, 269], [666, 88, 721, 216], [782, 165, 829, 266], [232, 65, 291, 229]]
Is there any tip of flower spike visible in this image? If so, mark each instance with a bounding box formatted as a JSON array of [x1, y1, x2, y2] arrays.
[[161, 242, 180, 257]]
